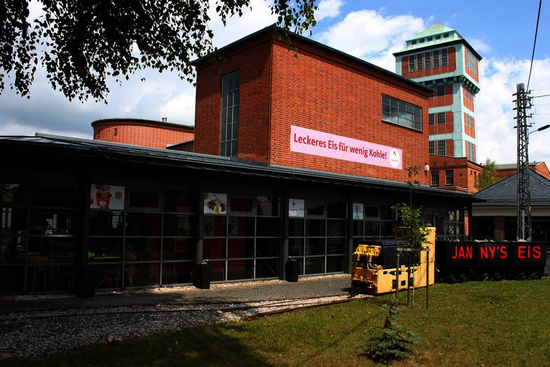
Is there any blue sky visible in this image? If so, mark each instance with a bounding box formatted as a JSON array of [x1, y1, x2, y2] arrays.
[[1, 0, 549, 165]]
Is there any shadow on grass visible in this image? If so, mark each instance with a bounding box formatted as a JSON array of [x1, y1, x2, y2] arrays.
[[6, 324, 275, 367]]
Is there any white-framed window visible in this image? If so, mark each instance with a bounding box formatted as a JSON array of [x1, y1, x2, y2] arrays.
[[220, 71, 240, 158]]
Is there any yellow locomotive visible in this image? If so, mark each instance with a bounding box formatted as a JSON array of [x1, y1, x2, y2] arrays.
[[351, 227, 435, 295]]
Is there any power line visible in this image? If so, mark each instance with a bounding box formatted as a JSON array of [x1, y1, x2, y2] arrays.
[[527, 0, 543, 91], [532, 93, 550, 99]]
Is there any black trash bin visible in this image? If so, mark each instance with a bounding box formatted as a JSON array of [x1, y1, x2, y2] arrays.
[[79, 267, 97, 298], [193, 263, 211, 289], [285, 260, 300, 282]]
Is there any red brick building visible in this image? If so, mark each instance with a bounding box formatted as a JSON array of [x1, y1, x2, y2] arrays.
[[429, 155, 483, 193], [193, 26, 433, 185], [496, 161, 550, 181], [92, 118, 194, 149]]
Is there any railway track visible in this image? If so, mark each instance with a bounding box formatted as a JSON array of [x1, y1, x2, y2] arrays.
[[0, 294, 371, 360]]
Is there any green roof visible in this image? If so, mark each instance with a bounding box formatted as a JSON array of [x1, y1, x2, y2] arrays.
[[409, 23, 457, 41]]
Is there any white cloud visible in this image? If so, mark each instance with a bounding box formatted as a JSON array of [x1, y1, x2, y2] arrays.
[[159, 91, 196, 126], [316, 0, 345, 21], [476, 57, 550, 165], [207, 0, 277, 48], [468, 37, 492, 55], [316, 10, 425, 71]]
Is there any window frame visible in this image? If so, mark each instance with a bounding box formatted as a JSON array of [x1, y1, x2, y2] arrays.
[[381, 95, 423, 132], [220, 71, 240, 158]]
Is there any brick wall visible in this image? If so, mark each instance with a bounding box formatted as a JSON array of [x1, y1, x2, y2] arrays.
[[93, 119, 194, 149], [194, 30, 432, 185], [429, 154, 483, 193], [268, 38, 431, 184], [194, 34, 272, 162], [401, 47, 457, 79]]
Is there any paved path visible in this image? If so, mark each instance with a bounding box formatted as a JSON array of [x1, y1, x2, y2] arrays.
[[0, 274, 352, 313]]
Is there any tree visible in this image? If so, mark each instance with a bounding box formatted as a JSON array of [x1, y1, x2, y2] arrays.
[[0, 0, 317, 102], [358, 300, 419, 363], [475, 158, 503, 191]]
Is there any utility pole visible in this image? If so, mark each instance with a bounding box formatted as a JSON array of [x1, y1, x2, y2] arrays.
[[513, 83, 532, 241]]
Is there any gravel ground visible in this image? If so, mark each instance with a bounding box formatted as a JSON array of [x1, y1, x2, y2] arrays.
[[0, 274, 368, 361]]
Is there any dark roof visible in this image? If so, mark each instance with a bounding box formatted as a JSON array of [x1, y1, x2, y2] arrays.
[[474, 169, 550, 206], [91, 118, 194, 130], [0, 134, 474, 200], [191, 25, 433, 93]]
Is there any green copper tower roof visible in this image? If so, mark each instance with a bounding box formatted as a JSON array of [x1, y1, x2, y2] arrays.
[[409, 23, 459, 41], [394, 22, 480, 59]]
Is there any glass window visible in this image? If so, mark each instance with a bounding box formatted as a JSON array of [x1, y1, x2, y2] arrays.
[[436, 85, 445, 96], [365, 206, 378, 218], [327, 220, 345, 236], [0, 236, 26, 263], [163, 238, 195, 260], [256, 258, 279, 278], [437, 112, 446, 124], [429, 141, 435, 155], [442, 49, 448, 66], [433, 50, 440, 67], [1, 207, 27, 234], [416, 53, 423, 71], [203, 216, 227, 237], [89, 211, 124, 236], [228, 238, 254, 258], [256, 196, 279, 217], [227, 259, 254, 280], [446, 170, 454, 186], [431, 171, 440, 186], [256, 238, 280, 257], [289, 218, 304, 236], [30, 209, 74, 235], [327, 239, 345, 254], [382, 95, 422, 131], [306, 219, 325, 236], [230, 196, 253, 213], [429, 114, 435, 125], [256, 217, 281, 236], [0, 183, 25, 203], [28, 237, 76, 263], [89, 238, 122, 262], [164, 214, 194, 236], [327, 256, 344, 272], [203, 238, 225, 259], [126, 213, 161, 236], [125, 238, 160, 262], [162, 262, 193, 284], [129, 190, 160, 209], [289, 238, 304, 256], [228, 217, 254, 237], [31, 180, 77, 207], [437, 141, 446, 156], [164, 189, 194, 213], [305, 257, 325, 274], [425, 52, 431, 69], [408, 56, 415, 72], [220, 71, 240, 157]]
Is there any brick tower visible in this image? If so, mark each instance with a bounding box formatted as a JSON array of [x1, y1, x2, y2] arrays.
[[394, 23, 481, 163]]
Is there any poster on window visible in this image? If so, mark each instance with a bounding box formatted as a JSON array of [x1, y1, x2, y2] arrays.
[[90, 184, 125, 210], [204, 193, 227, 215], [289, 199, 305, 218], [353, 203, 364, 220]]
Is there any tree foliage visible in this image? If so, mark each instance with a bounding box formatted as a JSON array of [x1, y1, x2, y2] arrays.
[[475, 158, 503, 191], [358, 300, 419, 363], [0, 0, 317, 102]]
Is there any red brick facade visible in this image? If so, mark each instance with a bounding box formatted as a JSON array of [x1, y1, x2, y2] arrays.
[[401, 47, 457, 79], [92, 119, 194, 149], [498, 162, 550, 180], [193, 29, 432, 185], [429, 154, 483, 193]]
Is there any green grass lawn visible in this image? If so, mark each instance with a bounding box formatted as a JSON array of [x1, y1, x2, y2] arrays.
[[7, 279, 550, 367]]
